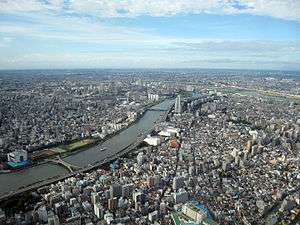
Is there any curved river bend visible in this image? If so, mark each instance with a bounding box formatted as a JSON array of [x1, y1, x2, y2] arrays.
[[0, 100, 174, 197]]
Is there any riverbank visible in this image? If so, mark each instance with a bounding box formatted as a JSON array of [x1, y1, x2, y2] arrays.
[[1, 100, 159, 174], [0, 99, 174, 202]]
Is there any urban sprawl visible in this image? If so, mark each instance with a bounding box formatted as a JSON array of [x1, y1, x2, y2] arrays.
[[0, 69, 299, 225]]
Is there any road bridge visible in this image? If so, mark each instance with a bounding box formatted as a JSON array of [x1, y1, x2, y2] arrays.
[[0, 100, 174, 203], [46, 156, 81, 172], [148, 108, 167, 112]]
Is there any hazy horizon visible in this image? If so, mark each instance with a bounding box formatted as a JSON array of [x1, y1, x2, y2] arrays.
[[0, 67, 300, 73]]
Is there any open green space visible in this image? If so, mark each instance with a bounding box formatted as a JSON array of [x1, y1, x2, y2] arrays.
[[51, 147, 67, 154], [65, 139, 96, 151]]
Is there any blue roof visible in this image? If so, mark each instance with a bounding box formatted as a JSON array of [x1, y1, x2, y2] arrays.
[[7, 160, 28, 169], [191, 200, 213, 220], [110, 161, 119, 169]]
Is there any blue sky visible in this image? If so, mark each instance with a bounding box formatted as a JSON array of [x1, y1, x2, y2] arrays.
[[0, 0, 300, 70]]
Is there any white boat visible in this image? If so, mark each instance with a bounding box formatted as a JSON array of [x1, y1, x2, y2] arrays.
[[100, 147, 107, 152]]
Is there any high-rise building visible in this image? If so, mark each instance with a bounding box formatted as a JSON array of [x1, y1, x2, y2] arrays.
[[173, 176, 185, 190], [174, 94, 182, 114], [246, 140, 252, 152], [94, 203, 104, 219], [108, 197, 118, 211], [91, 192, 99, 204], [122, 183, 134, 198], [133, 191, 145, 204], [148, 93, 159, 101], [174, 190, 189, 204], [110, 184, 122, 199]]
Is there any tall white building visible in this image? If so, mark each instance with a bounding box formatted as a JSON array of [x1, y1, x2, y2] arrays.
[[148, 93, 159, 101], [94, 203, 104, 219], [174, 94, 182, 114]]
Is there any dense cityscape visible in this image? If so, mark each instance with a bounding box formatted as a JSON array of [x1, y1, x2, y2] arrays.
[[0, 69, 299, 225], [1, 0, 300, 224]]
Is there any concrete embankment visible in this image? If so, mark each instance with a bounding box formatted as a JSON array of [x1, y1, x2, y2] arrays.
[[0, 101, 174, 203]]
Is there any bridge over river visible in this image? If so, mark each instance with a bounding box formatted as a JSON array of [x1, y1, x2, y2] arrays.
[[46, 156, 81, 173], [0, 99, 174, 200]]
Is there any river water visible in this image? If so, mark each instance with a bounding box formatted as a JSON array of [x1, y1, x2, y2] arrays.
[[0, 99, 174, 197]]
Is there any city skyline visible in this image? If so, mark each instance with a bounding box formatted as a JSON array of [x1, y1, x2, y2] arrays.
[[0, 0, 300, 70]]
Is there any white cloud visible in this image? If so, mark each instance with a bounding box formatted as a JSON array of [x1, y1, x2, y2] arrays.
[[172, 40, 300, 53], [70, 0, 220, 17], [69, 0, 300, 21], [0, 24, 34, 33], [0, 36, 13, 47], [0, 13, 166, 45], [0, 0, 65, 12], [0, 0, 44, 12], [47, 0, 64, 7], [223, 0, 300, 21], [0, 0, 299, 70], [0, 0, 300, 21]]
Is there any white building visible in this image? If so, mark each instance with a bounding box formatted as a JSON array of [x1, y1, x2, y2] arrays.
[[144, 136, 161, 146], [148, 93, 159, 101], [174, 94, 182, 114], [158, 127, 180, 137], [7, 150, 28, 163], [94, 203, 103, 219], [182, 203, 207, 223], [137, 152, 145, 165], [186, 85, 194, 92], [127, 111, 138, 121], [249, 130, 259, 140], [112, 123, 123, 131], [104, 212, 114, 224]]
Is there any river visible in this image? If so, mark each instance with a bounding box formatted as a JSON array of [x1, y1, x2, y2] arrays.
[[0, 99, 174, 197]]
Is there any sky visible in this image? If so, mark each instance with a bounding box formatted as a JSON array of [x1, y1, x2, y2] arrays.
[[0, 0, 300, 70]]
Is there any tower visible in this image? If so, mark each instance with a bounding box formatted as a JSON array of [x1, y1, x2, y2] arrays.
[[174, 94, 182, 114]]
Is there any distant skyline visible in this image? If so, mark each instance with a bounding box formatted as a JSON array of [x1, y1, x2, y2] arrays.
[[0, 0, 300, 70]]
